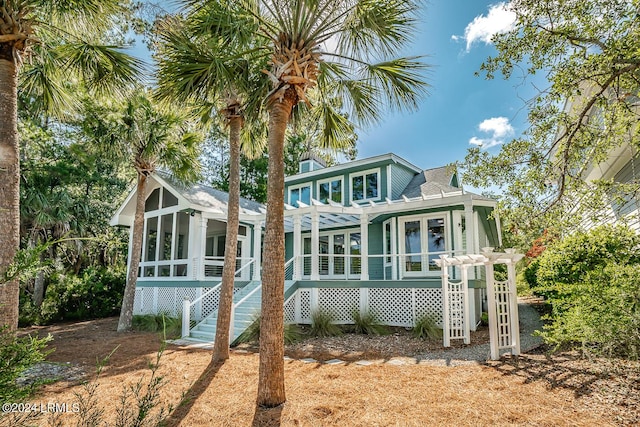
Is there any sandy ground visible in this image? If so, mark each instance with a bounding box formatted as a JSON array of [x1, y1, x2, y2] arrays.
[[3, 317, 639, 426]]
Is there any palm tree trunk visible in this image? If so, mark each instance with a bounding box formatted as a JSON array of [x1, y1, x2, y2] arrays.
[[0, 54, 20, 331], [257, 96, 294, 408], [118, 172, 147, 332], [213, 115, 243, 362]]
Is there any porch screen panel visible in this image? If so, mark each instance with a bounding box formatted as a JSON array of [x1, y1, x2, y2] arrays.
[[145, 217, 158, 262], [159, 214, 173, 261], [404, 220, 422, 271], [333, 234, 345, 275], [174, 212, 190, 259]]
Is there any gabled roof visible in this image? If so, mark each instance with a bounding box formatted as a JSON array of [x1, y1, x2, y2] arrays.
[[401, 166, 461, 198], [110, 172, 264, 226], [285, 153, 422, 183], [159, 172, 264, 214]]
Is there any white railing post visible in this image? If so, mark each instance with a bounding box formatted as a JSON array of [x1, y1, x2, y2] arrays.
[[182, 298, 190, 338], [253, 222, 262, 280], [484, 260, 500, 360], [229, 304, 235, 345], [360, 214, 369, 280]]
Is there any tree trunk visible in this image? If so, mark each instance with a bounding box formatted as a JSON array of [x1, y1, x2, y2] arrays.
[[118, 173, 147, 332], [212, 115, 243, 362], [256, 96, 294, 407], [0, 55, 20, 331]]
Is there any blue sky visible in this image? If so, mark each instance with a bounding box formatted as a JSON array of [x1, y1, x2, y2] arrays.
[[357, 1, 546, 169], [131, 1, 545, 171]]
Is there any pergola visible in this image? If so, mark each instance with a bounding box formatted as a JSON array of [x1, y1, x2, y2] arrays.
[[282, 191, 499, 280], [435, 249, 524, 360]]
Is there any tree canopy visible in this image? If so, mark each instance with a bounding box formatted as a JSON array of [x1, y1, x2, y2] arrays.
[[461, 0, 640, 243]]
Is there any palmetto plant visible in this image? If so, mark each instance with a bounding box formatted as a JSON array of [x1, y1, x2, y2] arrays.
[[79, 90, 202, 332], [0, 0, 142, 330], [167, 0, 429, 407]]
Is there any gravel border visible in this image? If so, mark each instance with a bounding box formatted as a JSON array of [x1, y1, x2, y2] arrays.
[[413, 302, 544, 366]]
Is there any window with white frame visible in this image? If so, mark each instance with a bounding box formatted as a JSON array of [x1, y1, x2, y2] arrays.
[[317, 177, 343, 204], [289, 184, 311, 206], [350, 169, 380, 202]]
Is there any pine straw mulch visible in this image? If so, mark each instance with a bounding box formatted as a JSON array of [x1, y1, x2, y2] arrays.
[[4, 317, 639, 426]]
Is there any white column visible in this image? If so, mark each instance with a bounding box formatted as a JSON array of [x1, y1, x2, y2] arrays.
[[461, 265, 470, 344], [310, 211, 320, 280], [391, 218, 398, 280], [464, 202, 476, 280], [252, 222, 262, 280], [441, 257, 450, 347], [197, 215, 207, 280], [293, 215, 302, 280], [360, 213, 369, 280]]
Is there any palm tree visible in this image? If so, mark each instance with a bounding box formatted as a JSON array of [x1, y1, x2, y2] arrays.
[[0, 1, 142, 330], [206, 0, 429, 407], [154, 8, 271, 361], [79, 90, 202, 332]]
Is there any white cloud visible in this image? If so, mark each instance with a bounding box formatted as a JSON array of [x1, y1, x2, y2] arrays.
[[455, 2, 516, 51], [468, 116, 514, 149]]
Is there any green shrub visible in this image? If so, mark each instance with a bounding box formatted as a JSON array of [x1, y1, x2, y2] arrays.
[[533, 225, 640, 358], [132, 314, 182, 339], [310, 310, 342, 337], [0, 328, 52, 403], [19, 266, 125, 325], [413, 314, 442, 340], [351, 310, 389, 335], [540, 263, 640, 359]]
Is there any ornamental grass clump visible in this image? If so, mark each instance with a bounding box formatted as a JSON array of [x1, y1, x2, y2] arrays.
[[310, 310, 342, 338], [233, 314, 304, 345], [413, 314, 442, 340], [351, 310, 389, 336], [132, 314, 182, 339]]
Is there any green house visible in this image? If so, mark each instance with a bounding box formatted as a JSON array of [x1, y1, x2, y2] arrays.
[[111, 153, 501, 344]]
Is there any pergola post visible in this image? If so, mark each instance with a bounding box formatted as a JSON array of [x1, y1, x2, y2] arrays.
[[310, 211, 319, 280], [506, 258, 520, 355], [484, 258, 500, 361], [360, 213, 369, 280], [293, 215, 302, 280]]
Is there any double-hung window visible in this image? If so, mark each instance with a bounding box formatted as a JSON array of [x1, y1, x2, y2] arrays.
[[317, 178, 343, 204], [350, 169, 380, 203], [289, 184, 311, 206]]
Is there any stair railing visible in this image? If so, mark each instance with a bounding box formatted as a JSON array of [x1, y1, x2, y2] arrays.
[[228, 257, 297, 343], [229, 281, 262, 344], [182, 258, 256, 338]]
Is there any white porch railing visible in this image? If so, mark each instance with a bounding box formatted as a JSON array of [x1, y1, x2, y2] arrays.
[[292, 251, 467, 280], [203, 256, 255, 279], [182, 259, 256, 338]]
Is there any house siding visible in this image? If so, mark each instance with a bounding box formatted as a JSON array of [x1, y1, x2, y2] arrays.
[[390, 164, 417, 199]]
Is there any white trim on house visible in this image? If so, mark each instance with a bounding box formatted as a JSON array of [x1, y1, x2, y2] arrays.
[[349, 167, 382, 204], [284, 153, 422, 183], [316, 176, 344, 205], [288, 182, 312, 206]]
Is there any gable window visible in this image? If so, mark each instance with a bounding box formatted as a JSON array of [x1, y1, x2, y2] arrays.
[[318, 178, 343, 204], [350, 169, 380, 202], [289, 184, 311, 206]]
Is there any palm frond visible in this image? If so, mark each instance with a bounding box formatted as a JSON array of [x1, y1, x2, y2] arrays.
[[55, 43, 144, 97]]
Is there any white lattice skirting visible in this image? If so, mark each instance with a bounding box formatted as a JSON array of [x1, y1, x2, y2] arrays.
[[136, 286, 480, 329]]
